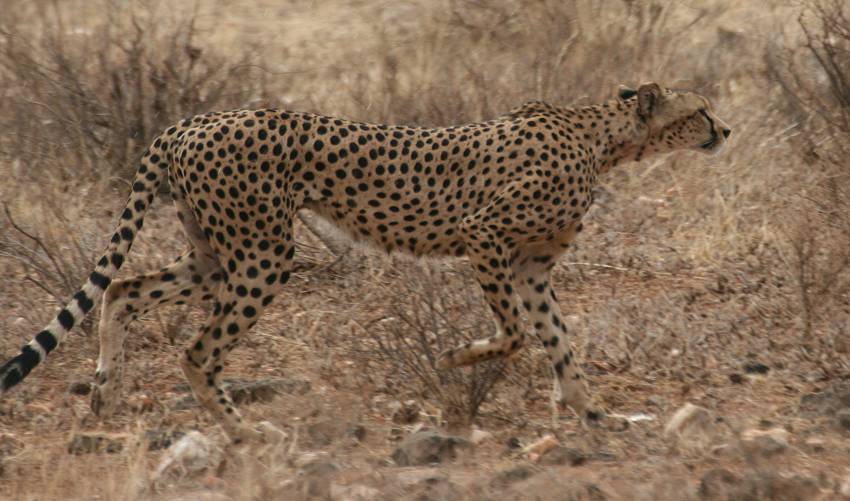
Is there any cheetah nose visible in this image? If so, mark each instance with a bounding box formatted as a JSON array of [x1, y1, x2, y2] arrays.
[[722, 128, 731, 139]]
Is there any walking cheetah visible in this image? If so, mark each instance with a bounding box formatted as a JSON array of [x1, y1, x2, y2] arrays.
[[0, 83, 730, 441]]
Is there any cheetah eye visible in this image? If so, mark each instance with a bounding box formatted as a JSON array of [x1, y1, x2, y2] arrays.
[[696, 109, 714, 126]]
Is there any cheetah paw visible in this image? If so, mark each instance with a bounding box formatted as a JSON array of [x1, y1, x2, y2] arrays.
[[436, 348, 459, 369], [583, 408, 629, 432], [90, 383, 119, 417]]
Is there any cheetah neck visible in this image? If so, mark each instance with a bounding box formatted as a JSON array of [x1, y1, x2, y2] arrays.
[[557, 99, 650, 175]]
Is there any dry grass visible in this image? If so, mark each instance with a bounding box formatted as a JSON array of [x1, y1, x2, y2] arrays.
[[365, 261, 512, 426], [0, 0, 848, 499]]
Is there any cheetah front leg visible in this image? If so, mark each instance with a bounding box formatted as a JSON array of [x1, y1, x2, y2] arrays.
[[514, 244, 627, 431]]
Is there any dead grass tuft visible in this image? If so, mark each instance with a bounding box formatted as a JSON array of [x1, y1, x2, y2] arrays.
[[365, 262, 509, 426]]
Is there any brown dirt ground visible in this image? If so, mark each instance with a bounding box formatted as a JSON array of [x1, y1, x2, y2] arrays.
[[0, 0, 848, 499]]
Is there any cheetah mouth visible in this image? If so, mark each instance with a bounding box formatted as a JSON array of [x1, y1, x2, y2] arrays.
[[700, 137, 717, 150], [698, 109, 719, 151]]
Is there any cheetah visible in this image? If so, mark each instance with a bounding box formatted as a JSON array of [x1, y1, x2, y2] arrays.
[[0, 83, 730, 441]]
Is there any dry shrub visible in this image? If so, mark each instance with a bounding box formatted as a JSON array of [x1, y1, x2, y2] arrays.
[[314, 0, 728, 126], [0, 202, 107, 332], [0, 0, 272, 184], [767, 0, 850, 355], [0, 1, 276, 341], [368, 261, 509, 426]]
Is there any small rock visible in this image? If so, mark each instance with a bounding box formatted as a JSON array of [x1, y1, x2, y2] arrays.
[[799, 381, 850, 417], [491, 464, 535, 487], [538, 445, 588, 466], [505, 477, 608, 501], [740, 472, 820, 501], [169, 395, 197, 411], [664, 403, 725, 454], [390, 400, 421, 424], [68, 380, 91, 396], [299, 458, 340, 498], [345, 422, 367, 442], [505, 437, 522, 450], [391, 430, 469, 466], [171, 377, 311, 406], [126, 393, 155, 413], [665, 403, 711, 436], [803, 436, 826, 452], [757, 418, 775, 429], [394, 466, 444, 485], [153, 431, 221, 481], [294, 451, 331, 468], [168, 492, 230, 501], [592, 449, 619, 462], [806, 369, 828, 383], [728, 373, 744, 384], [225, 378, 311, 405], [201, 474, 226, 490], [740, 427, 789, 458], [67, 432, 126, 455], [521, 434, 559, 462], [743, 361, 769, 374], [840, 475, 850, 497], [699, 468, 741, 499], [624, 412, 655, 424], [389, 426, 405, 441], [701, 470, 821, 500], [330, 483, 380, 501], [307, 419, 343, 447], [394, 469, 459, 501], [469, 428, 493, 445], [646, 395, 665, 407], [144, 429, 186, 451], [0, 433, 23, 457]]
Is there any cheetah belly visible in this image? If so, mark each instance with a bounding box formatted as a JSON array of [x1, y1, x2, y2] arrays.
[[304, 198, 470, 257]]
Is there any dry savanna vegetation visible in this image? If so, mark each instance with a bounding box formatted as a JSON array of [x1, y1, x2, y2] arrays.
[[0, 0, 849, 499]]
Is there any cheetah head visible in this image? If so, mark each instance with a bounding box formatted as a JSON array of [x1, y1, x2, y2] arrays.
[[618, 83, 731, 156]]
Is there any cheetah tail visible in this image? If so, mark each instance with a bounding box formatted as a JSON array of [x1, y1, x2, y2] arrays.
[[0, 143, 168, 394]]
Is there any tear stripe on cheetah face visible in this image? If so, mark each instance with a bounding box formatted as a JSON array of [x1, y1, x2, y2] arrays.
[[0, 82, 729, 439]]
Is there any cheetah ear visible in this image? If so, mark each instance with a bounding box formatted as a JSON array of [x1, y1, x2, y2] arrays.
[[617, 86, 637, 101], [637, 83, 662, 118]]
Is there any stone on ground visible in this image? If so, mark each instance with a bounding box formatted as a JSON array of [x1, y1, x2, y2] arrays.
[[329, 483, 381, 501], [153, 431, 222, 482], [67, 432, 127, 455], [391, 430, 469, 466], [740, 427, 789, 459], [664, 403, 727, 454]]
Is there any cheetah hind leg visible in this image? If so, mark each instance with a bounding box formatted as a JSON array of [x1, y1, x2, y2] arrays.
[[178, 355, 287, 446], [178, 240, 295, 444], [552, 397, 631, 433], [91, 250, 221, 417], [547, 374, 630, 433], [437, 209, 528, 369], [436, 336, 523, 369]]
